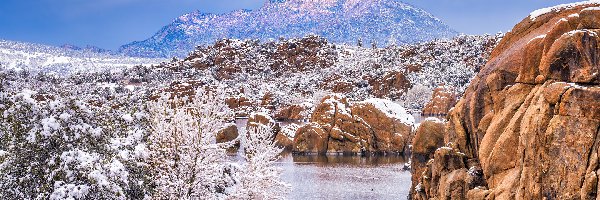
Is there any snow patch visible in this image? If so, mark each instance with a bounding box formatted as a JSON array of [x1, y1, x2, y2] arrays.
[[361, 98, 415, 126], [122, 114, 134, 122], [582, 6, 600, 11], [530, 1, 600, 20], [528, 34, 547, 44]]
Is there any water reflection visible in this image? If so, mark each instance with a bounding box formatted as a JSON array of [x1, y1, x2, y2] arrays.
[[277, 154, 411, 200], [290, 154, 408, 167]]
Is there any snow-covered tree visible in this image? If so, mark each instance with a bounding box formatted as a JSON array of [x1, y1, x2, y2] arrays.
[[147, 90, 236, 199], [230, 124, 290, 199]]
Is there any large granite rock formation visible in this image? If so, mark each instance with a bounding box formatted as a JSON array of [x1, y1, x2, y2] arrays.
[[411, 3, 600, 199], [410, 118, 446, 196], [422, 86, 457, 117], [293, 94, 414, 154]]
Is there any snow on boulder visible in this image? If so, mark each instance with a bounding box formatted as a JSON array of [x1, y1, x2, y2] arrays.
[[360, 98, 415, 126], [530, 0, 600, 20]]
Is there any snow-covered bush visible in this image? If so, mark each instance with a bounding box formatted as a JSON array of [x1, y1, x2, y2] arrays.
[[0, 89, 149, 199], [398, 84, 433, 112]]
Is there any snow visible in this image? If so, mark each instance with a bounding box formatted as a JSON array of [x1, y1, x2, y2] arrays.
[[529, 34, 547, 44], [582, 6, 600, 11], [530, 0, 600, 20], [109, 159, 128, 184], [122, 114, 134, 122], [362, 98, 415, 126], [555, 18, 569, 24], [88, 170, 110, 187], [125, 85, 135, 91], [59, 113, 72, 121], [41, 116, 60, 137], [50, 182, 90, 200], [0, 39, 164, 74], [565, 29, 598, 37], [133, 144, 149, 159]]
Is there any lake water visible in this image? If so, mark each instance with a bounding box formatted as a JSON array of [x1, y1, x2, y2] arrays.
[[277, 154, 411, 200], [235, 118, 413, 199]]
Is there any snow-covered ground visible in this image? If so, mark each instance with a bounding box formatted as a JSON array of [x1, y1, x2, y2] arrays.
[[0, 39, 164, 74]]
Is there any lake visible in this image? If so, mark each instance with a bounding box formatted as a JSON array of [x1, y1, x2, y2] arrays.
[[277, 154, 411, 200], [236, 118, 413, 199]]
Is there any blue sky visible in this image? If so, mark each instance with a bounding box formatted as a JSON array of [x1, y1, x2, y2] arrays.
[[0, 0, 582, 50]]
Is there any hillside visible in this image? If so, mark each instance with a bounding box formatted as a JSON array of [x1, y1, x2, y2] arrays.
[[0, 39, 163, 74]]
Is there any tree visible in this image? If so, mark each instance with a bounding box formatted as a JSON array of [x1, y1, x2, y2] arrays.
[[147, 90, 236, 199], [147, 91, 290, 199], [229, 124, 290, 199]]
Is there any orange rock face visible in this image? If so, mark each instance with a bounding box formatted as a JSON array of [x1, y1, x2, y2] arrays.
[[422, 86, 458, 117], [410, 118, 446, 197], [274, 103, 311, 121], [225, 95, 253, 110], [411, 3, 600, 200], [217, 123, 239, 143], [217, 123, 240, 151], [292, 94, 414, 155]]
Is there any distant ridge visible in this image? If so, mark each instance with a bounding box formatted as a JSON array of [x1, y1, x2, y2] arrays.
[[118, 0, 457, 58]]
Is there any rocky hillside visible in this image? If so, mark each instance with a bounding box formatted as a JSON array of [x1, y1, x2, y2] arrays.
[[411, 2, 600, 199], [119, 0, 457, 58], [156, 34, 498, 118]]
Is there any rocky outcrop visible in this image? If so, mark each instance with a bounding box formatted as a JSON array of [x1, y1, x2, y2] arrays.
[[186, 36, 337, 76], [369, 71, 411, 99], [217, 123, 240, 151], [274, 103, 312, 121], [260, 92, 276, 110], [149, 80, 205, 101], [422, 86, 457, 117], [293, 94, 414, 155], [225, 95, 253, 110], [217, 123, 239, 143], [410, 118, 446, 197], [412, 3, 600, 199]]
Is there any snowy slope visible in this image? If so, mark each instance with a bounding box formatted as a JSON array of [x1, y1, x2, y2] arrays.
[[119, 0, 457, 58], [0, 39, 164, 74]]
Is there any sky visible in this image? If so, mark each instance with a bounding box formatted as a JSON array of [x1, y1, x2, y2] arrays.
[[0, 0, 583, 50]]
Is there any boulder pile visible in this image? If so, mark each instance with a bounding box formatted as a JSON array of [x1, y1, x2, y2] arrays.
[[293, 94, 414, 155]]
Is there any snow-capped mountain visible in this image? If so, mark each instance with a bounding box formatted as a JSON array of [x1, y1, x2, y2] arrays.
[[119, 0, 457, 58], [0, 39, 164, 74]]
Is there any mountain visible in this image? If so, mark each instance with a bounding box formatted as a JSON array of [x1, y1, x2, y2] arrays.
[[0, 39, 163, 74], [118, 0, 457, 58]]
